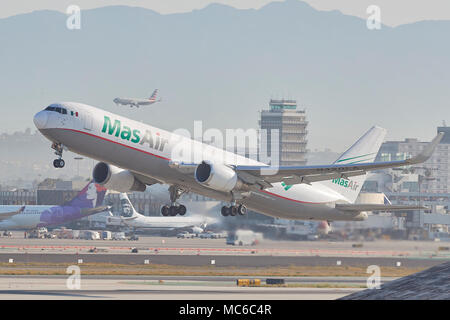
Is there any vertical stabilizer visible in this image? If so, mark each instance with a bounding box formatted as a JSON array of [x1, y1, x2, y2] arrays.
[[321, 126, 387, 203], [119, 193, 139, 218], [65, 181, 107, 209]]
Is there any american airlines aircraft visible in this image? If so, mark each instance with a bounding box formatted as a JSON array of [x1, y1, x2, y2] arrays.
[[113, 89, 160, 108], [0, 180, 108, 230], [33, 102, 442, 222], [112, 193, 216, 233]]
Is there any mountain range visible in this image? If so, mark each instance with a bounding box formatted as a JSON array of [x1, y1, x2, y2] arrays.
[[0, 0, 449, 151]]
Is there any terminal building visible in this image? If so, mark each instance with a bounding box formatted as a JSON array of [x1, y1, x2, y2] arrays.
[[376, 126, 450, 194], [360, 125, 450, 238], [259, 99, 308, 166]]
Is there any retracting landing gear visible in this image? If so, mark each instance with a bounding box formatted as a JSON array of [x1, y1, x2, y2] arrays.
[[221, 192, 247, 217], [221, 204, 247, 217], [51, 142, 65, 168], [161, 185, 187, 216]]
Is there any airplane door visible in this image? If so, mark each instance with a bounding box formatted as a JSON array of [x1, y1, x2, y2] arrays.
[[84, 112, 93, 131]]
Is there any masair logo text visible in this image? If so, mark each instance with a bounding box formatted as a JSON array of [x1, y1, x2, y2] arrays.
[[102, 116, 168, 152], [331, 178, 359, 191]]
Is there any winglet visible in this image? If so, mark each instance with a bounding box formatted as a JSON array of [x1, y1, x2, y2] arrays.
[[407, 132, 444, 164]]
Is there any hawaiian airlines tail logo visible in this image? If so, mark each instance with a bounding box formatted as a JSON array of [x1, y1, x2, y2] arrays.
[[101, 116, 168, 152], [66, 181, 107, 208]]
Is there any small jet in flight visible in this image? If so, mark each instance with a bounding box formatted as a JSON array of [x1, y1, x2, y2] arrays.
[[113, 89, 160, 108], [0, 180, 108, 230]]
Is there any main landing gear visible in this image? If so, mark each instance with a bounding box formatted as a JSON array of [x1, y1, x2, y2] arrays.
[[161, 185, 187, 216], [52, 143, 65, 168], [221, 204, 247, 217]]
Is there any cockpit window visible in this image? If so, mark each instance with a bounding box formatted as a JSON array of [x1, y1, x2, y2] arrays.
[[45, 105, 68, 115]]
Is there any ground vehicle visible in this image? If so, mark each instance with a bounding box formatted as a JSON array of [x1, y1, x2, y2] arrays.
[[226, 230, 263, 246], [27, 227, 49, 239], [200, 231, 216, 239], [101, 231, 112, 240], [128, 234, 139, 241], [112, 232, 126, 240], [82, 230, 101, 240], [177, 231, 195, 239]]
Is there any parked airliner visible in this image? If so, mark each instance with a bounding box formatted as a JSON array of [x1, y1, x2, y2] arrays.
[[111, 193, 216, 233], [0, 180, 108, 230], [33, 102, 442, 222]]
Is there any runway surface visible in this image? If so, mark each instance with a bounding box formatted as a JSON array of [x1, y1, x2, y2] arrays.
[[0, 275, 361, 300], [0, 234, 447, 299]]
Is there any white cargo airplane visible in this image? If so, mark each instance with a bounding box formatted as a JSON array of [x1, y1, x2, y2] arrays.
[[113, 193, 216, 233], [33, 102, 442, 222], [113, 89, 160, 108]]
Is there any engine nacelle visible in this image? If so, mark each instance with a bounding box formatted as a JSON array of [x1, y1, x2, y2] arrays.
[[195, 161, 247, 193], [93, 162, 146, 192]]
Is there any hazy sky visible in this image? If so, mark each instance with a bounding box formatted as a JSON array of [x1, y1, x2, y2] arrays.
[[1, 0, 450, 26]]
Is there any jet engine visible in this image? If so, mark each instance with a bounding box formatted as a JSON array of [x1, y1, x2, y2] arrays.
[[194, 161, 248, 193], [93, 162, 146, 192]]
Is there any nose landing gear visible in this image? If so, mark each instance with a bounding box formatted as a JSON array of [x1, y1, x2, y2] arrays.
[[53, 159, 65, 168], [51, 143, 65, 168]]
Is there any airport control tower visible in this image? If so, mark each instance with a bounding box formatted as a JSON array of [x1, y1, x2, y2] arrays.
[[259, 99, 308, 166]]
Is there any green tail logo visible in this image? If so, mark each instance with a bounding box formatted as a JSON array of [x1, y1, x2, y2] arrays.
[[281, 182, 292, 191]]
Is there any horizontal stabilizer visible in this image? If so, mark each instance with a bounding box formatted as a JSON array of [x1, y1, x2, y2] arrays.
[[336, 204, 427, 212], [80, 205, 111, 216], [0, 206, 25, 221]]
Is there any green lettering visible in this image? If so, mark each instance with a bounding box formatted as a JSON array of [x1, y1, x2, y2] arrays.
[[120, 126, 132, 141], [102, 116, 121, 137], [131, 129, 141, 143]]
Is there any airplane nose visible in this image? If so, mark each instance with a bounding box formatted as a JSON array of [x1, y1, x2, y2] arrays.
[[33, 111, 48, 129]]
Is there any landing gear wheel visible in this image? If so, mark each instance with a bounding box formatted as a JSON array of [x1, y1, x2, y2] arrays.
[[53, 159, 65, 168], [230, 206, 238, 216], [221, 206, 229, 217], [169, 206, 178, 216], [238, 205, 247, 216], [177, 205, 187, 216], [161, 205, 170, 216]]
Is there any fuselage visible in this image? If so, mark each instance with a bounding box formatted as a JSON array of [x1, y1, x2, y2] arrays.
[[33, 102, 364, 221], [113, 98, 156, 106], [123, 215, 211, 229], [0, 205, 86, 230]]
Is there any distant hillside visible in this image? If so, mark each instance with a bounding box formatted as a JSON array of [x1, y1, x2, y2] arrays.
[[0, 0, 448, 151]]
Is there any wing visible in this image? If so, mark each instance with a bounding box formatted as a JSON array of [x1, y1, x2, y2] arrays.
[[336, 204, 426, 212], [0, 206, 25, 221], [233, 132, 443, 189], [80, 205, 111, 216]]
